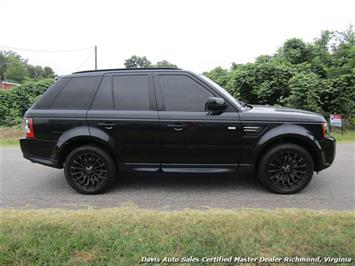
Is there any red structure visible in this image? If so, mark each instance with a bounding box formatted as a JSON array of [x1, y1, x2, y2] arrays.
[[0, 80, 19, 90]]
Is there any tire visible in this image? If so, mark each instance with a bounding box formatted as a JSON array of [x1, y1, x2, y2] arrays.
[[258, 143, 314, 194], [64, 145, 116, 194]]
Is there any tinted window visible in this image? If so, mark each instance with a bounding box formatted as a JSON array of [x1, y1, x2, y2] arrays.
[[113, 75, 150, 110], [159, 75, 212, 111], [50, 77, 100, 109], [91, 76, 113, 109], [32, 78, 70, 109]]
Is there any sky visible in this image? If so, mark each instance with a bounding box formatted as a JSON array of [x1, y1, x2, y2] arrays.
[[1, 0, 354, 75]]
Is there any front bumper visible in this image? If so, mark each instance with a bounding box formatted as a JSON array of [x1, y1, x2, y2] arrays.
[[20, 138, 61, 168], [318, 136, 336, 171]]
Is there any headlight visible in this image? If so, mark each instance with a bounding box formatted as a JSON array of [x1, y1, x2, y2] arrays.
[[321, 122, 329, 138]]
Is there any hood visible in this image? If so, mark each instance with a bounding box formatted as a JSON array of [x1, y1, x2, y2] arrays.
[[240, 105, 326, 123]]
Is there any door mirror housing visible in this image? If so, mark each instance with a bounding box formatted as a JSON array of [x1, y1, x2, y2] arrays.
[[205, 97, 227, 111]]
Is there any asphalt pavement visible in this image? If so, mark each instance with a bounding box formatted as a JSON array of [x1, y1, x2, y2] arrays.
[[0, 144, 354, 210]]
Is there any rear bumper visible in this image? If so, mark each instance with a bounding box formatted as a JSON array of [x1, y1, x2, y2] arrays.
[[317, 136, 336, 171], [20, 138, 61, 168]]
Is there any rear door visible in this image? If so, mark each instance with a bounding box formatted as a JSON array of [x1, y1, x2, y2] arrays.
[[154, 72, 241, 173], [87, 72, 160, 172]]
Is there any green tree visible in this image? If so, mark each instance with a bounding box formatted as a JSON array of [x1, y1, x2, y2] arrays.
[[155, 60, 177, 68], [4, 56, 29, 82], [27, 65, 55, 79], [27, 65, 45, 79], [203, 67, 230, 88], [227, 60, 294, 105], [282, 72, 322, 112], [281, 38, 309, 64], [0, 51, 7, 80], [43, 66, 55, 78], [124, 55, 152, 68], [320, 73, 355, 116]]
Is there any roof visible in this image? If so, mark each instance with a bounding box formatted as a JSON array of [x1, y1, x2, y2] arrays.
[[0, 80, 20, 85], [73, 67, 181, 74]]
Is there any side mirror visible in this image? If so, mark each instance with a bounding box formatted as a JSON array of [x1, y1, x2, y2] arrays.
[[205, 97, 227, 111]]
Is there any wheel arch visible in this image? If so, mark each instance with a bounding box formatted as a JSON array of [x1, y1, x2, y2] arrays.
[[255, 125, 322, 172], [56, 136, 118, 168]]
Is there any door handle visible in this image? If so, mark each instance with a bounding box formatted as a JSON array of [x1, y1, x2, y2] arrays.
[[167, 124, 186, 131], [97, 122, 116, 130]]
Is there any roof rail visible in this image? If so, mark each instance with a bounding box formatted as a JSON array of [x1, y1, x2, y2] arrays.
[[73, 67, 181, 74]]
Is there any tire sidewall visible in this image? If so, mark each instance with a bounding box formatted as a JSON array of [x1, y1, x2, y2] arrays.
[[64, 145, 116, 194], [258, 143, 314, 194]]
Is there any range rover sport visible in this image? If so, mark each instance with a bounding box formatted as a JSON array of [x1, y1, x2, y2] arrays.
[[20, 68, 336, 194]]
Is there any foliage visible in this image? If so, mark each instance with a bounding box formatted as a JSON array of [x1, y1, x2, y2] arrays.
[[124, 55, 178, 68], [27, 65, 55, 79], [226, 60, 294, 105], [281, 38, 309, 64], [0, 50, 56, 82], [0, 79, 54, 126], [155, 60, 178, 68], [204, 25, 355, 118], [124, 55, 152, 68], [4, 55, 29, 82], [203, 67, 230, 88], [282, 72, 322, 112]]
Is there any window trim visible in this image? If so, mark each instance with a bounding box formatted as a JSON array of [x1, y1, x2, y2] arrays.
[[88, 74, 113, 110]]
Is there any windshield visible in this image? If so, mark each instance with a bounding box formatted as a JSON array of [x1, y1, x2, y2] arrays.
[[198, 74, 247, 110]]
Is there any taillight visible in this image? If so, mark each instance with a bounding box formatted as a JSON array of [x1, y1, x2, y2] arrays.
[[25, 118, 35, 138], [321, 122, 329, 138]]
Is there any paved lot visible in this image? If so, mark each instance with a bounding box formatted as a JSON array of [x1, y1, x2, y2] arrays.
[[0, 144, 354, 210]]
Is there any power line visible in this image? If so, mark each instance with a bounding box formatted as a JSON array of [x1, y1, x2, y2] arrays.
[[75, 52, 94, 72], [0, 45, 93, 53]]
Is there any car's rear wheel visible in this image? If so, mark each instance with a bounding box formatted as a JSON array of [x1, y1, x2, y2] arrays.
[[64, 145, 116, 194], [258, 143, 314, 194]]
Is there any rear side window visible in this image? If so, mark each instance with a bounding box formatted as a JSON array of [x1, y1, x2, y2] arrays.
[[91, 76, 113, 109], [50, 77, 100, 109], [158, 75, 213, 111], [113, 75, 150, 110], [32, 78, 70, 109]]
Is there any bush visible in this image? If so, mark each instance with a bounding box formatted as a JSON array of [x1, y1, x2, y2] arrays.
[[0, 79, 54, 126]]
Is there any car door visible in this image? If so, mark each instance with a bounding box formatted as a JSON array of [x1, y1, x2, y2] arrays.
[[87, 72, 160, 172], [154, 72, 241, 173]]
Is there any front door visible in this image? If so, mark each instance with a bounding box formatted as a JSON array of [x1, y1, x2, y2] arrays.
[[154, 73, 241, 173]]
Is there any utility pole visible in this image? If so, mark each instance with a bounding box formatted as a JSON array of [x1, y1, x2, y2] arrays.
[[94, 45, 97, 70]]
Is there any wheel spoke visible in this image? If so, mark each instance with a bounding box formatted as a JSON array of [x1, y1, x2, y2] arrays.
[[268, 150, 307, 189], [69, 152, 107, 190]]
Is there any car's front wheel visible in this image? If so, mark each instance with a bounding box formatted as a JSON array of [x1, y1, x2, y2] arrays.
[[258, 143, 314, 194], [64, 145, 116, 194]]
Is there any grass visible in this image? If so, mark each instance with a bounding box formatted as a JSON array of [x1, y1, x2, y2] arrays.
[[0, 127, 22, 146], [0, 207, 354, 265], [0, 138, 19, 146], [330, 130, 355, 143]]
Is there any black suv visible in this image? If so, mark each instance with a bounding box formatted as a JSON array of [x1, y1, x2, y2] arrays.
[[20, 68, 336, 194]]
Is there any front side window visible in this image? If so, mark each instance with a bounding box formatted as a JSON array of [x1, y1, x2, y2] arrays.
[[113, 75, 150, 110], [158, 74, 213, 111], [50, 77, 100, 109]]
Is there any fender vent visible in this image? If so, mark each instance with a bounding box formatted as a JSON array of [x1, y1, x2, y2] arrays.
[[243, 126, 261, 135]]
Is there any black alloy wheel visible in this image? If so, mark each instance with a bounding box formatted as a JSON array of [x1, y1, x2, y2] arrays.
[[64, 145, 116, 194], [267, 151, 307, 188], [70, 152, 107, 188], [258, 143, 314, 194]]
